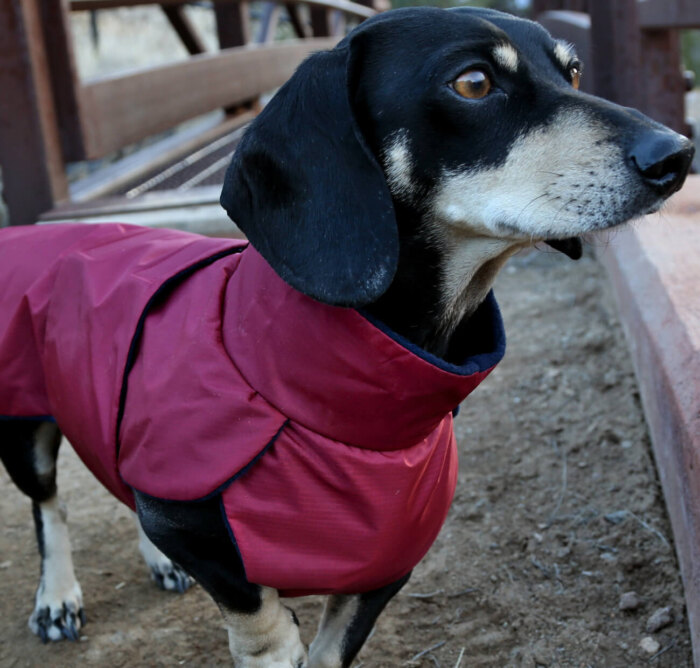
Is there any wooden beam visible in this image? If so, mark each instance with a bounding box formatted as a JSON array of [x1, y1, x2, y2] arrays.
[[70, 111, 253, 201], [0, 0, 68, 226], [70, 0, 375, 19], [79, 38, 337, 158], [162, 5, 206, 54], [39, 0, 87, 161], [640, 28, 688, 135], [588, 0, 644, 110], [285, 3, 311, 39], [215, 1, 250, 47], [597, 183, 700, 664], [310, 6, 331, 36], [638, 0, 700, 30]]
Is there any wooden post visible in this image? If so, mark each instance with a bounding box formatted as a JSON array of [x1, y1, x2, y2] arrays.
[[214, 1, 250, 48], [38, 0, 87, 162], [162, 5, 207, 55], [310, 6, 332, 36], [588, 0, 644, 110], [285, 3, 311, 39], [640, 29, 687, 134], [0, 0, 68, 226]]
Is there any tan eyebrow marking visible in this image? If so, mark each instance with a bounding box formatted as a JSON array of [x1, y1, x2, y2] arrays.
[[554, 40, 575, 68], [492, 43, 518, 72]]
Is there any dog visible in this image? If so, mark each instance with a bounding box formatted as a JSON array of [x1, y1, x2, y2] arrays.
[[0, 6, 693, 667]]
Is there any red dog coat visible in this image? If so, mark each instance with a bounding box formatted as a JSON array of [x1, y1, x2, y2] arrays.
[[0, 223, 505, 595]]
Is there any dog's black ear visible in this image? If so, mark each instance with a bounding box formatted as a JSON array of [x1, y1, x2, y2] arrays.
[[220, 43, 397, 307]]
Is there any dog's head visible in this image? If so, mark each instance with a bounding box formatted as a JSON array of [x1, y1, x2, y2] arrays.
[[221, 7, 693, 307]]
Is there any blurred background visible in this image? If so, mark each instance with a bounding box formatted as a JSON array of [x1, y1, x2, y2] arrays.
[[2, 0, 698, 228]]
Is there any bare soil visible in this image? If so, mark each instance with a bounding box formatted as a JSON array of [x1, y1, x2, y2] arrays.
[[0, 247, 691, 667]]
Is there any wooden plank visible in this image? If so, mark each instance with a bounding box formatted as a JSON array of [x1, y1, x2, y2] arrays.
[[162, 5, 206, 54], [215, 1, 250, 47], [588, 0, 644, 110], [79, 38, 336, 158], [0, 0, 68, 226], [640, 28, 687, 135], [310, 6, 331, 36], [41, 187, 244, 237], [70, 111, 253, 201], [70, 0, 375, 19], [598, 179, 700, 665], [43, 186, 224, 218], [39, 0, 87, 161], [638, 0, 700, 29], [285, 3, 311, 39]]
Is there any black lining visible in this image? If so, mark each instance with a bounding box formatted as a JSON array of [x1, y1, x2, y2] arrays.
[[128, 419, 288, 504], [219, 493, 250, 582], [0, 415, 55, 422]]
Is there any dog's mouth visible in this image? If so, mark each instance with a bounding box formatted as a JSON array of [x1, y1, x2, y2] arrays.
[[544, 237, 583, 260]]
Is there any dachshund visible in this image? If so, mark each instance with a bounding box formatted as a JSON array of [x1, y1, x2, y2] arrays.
[[0, 7, 693, 667]]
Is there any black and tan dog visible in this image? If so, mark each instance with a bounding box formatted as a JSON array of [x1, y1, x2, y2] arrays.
[[0, 7, 693, 667]]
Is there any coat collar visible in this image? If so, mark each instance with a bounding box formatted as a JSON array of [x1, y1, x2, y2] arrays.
[[222, 246, 505, 450]]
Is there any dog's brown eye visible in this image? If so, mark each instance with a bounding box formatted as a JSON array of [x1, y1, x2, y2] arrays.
[[453, 70, 492, 99], [570, 65, 581, 90]]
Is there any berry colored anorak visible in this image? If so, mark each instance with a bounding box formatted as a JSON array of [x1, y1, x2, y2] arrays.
[[0, 223, 505, 596]]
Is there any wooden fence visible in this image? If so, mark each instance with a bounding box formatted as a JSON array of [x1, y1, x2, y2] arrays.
[[533, 0, 698, 136], [0, 0, 375, 226]]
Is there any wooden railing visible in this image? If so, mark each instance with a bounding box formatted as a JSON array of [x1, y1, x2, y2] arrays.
[[0, 0, 375, 226], [532, 0, 697, 136]]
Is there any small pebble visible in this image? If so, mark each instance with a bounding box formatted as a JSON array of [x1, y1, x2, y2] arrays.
[[639, 636, 661, 654], [604, 510, 627, 525], [646, 606, 674, 633], [619, 591, 642, 611]]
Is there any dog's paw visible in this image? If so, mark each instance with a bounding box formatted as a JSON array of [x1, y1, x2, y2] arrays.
[[227, 602, 307, 668], [28, 580, 85, 643], [149, 560, 192, 593], [233, 645, 307, 668]]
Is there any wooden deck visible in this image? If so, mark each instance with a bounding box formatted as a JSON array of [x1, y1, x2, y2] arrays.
[[599, 177, 700, 664]]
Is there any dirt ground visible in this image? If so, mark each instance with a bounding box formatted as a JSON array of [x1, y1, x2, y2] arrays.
[[0, 245, 691, 667]]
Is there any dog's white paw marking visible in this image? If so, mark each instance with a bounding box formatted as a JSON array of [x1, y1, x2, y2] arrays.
[[29, 497, 84, 642], [135, 516, 192, 593], [148, 557, 192, 593], [28, 571, 84, 642], [225, 588, 307, 668]]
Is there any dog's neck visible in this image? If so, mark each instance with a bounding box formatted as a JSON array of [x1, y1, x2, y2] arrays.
[[365, 209, 525, 362]]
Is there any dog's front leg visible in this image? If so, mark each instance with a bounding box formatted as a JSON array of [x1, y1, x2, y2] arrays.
[[134, 512, 192, 593], [0, 421, 84, 642], [307, 574, 410, 668], [133, 490, 306, 667], [221, 586, 306, 668]]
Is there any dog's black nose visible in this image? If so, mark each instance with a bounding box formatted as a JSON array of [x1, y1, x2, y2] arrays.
[[630, 130, 694, 197]]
